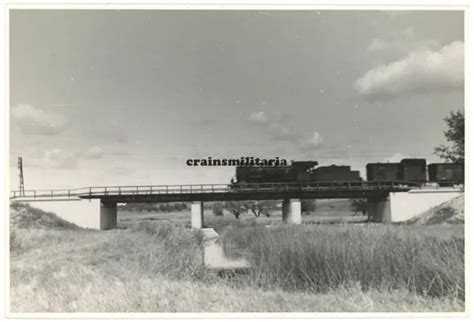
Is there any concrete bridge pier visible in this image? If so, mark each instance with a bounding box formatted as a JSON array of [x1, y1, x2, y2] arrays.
[[191, 201, 204, 229], [282, 199, 302, 224], [367, 196, 390, 222], [100, 202, 117, 230]]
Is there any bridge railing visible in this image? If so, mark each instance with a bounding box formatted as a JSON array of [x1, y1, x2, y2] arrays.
[[9, 180, 423, 200], [83, 184, 233, 197], [10, 188, 86, 199]]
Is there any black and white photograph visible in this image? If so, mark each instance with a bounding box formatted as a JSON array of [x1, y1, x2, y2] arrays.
[[4, 3, 469, 317]]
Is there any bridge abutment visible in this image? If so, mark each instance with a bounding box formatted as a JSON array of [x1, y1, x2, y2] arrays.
[[282, 199, 302, 224], [14, 198, 117, 230], [191, 201, 204, 229], [367, 188, 463, 222], [388, 188, 462, 222]]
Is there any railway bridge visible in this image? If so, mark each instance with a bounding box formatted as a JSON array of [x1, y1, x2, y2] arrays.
[[10, 181, 463, 229]]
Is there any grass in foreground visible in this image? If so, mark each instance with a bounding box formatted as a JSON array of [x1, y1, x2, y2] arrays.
[[221, 224, 464, 301], [9, 204, 465, 313]]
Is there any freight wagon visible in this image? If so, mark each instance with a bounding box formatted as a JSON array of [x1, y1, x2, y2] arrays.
[[366, 163, 399, 181], [428, 163, 464, 185], [366, 159, 427, 183], [399, 159, 427, 182]]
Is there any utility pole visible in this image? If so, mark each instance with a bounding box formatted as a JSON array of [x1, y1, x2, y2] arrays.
[[18, 157, 25, 196]]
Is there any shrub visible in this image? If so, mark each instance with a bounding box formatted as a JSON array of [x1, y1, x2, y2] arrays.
[[301, 199, 316, 214], [350, 199, 368, 216], [212, 202, 224, 216], [223, 201, 247, 219]]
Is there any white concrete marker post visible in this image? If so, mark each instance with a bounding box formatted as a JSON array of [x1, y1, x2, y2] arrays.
[[191, 201, 204, 229], [282, 199, 302, 224], [200, 228, 251, 269]]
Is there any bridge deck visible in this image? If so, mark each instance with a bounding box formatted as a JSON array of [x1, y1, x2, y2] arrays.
[[10, 181, 421, 203]]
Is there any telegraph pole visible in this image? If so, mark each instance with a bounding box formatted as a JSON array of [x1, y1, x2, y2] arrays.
[[18, 157, 25, 196]]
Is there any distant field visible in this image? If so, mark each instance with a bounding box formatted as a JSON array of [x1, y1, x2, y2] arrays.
[[118, 199, 367, 228], [9, 202, 465, 313]]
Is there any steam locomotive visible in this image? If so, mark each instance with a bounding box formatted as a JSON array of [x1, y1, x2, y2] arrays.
[[232, 159, 464, 186]]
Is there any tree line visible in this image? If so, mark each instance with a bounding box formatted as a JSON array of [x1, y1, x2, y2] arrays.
[[212, 200, 321, 219], [119, 202, 190, 212]]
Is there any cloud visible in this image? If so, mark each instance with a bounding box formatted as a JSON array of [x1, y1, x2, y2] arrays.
[[246, 112, 323, 148], [11, 104, 67, 135], [367, 27, 439, 57], [86, 146, 103, 159], [354, 41, 464, 100], [368, 37, 439, 56], [84, 146, 104, 159], [383, 153, 410, 162], [30, 149, 78, 169], [110, 167, 134, 175], [367, 38, 388, 52], [296, 131, 325, 156], [247, 111, 299, 141], [308, 131, 324, 147], [269, 125, 301, 141], [26, 146, 104, 169], [248, 111, 268, 124]]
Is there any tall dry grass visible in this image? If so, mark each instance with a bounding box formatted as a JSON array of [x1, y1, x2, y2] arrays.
[[10, 222, 464, 313], [10, 202, 80, 253], [9, 204, 465, 312], [222, 225, 464, 300]]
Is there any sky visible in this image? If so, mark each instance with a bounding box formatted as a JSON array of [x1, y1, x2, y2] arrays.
[[9, 9, 464, 190]]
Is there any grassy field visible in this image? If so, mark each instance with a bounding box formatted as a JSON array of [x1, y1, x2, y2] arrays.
[[221, 224, 464, 298], [9, 202, 465, 313], [118, 199, 367, 229]]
